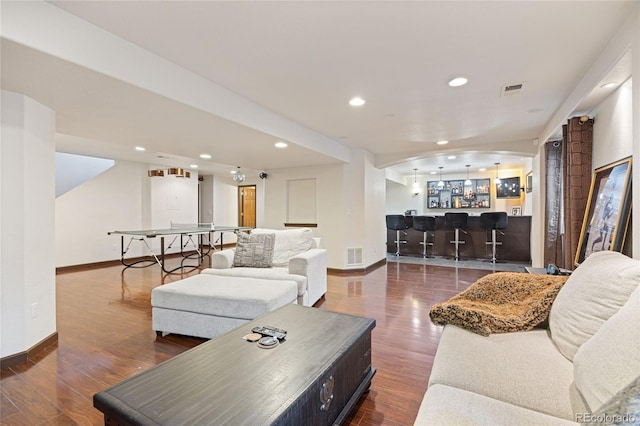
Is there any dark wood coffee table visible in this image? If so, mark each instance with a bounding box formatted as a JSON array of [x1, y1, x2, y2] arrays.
[[94, 304, 376, 425]]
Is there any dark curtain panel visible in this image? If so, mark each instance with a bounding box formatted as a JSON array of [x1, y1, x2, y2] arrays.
[[544, 140, 563, 267], [562, 117, 593, 268]]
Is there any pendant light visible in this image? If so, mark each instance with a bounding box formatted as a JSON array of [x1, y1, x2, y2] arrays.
[[464, 165, 472, 185], [437, 166, 444, 189], [412, 168, 420, 196], [231, 166, 246, 184], [494, 162, 501, 184], [167, 167, 184, 176]]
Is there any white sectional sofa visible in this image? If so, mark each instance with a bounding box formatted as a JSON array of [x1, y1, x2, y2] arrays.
[[201, 227, 327, 307], [415, 251, 640, 425], [151, 228, 327, 339]]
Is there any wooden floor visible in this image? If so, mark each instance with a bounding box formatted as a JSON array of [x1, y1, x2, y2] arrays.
[[1, 257, 492, 425]]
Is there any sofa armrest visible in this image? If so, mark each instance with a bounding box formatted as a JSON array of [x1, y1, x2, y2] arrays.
[[210, 249, 235, 269], [289, 249, 327, 305]]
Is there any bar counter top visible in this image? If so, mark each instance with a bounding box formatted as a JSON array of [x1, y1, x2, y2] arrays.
[[386, 215, 531, 262]]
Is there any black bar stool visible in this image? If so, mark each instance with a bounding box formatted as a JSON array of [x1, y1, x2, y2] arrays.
[[481, 212, 508, 263], [412, 216, 436, 258], [386, 215, 409, 256], [444, 212, 468, 261]]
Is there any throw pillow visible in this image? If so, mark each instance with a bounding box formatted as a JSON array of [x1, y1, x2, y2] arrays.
[[549, 251, 640, 361], [251, 228, 313, 267], [232, 232, 275, 268], [573, 286, 640, 414]]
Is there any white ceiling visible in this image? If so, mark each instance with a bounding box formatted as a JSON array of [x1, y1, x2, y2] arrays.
[[1, 1, 634, 179]]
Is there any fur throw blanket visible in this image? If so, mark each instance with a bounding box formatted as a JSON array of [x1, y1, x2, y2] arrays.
[[429, 272, 569, 336]]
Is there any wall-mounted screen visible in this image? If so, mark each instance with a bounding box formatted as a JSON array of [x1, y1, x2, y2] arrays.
[[496, 177, 521, 198]]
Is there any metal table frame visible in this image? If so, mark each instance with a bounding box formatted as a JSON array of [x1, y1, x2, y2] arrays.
[[108, 224, 252, 274]]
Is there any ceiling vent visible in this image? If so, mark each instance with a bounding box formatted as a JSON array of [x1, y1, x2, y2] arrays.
[[501, 83, 524, 97]]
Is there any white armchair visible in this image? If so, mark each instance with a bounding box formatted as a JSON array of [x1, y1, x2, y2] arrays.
[[201, 228, 327, 307]]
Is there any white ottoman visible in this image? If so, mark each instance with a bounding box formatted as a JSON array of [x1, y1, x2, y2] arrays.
[[151, 274, 298, 339]]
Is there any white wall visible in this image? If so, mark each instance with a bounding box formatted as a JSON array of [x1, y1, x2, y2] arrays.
[[634, 8, 640, 259], [362, 151, 388, 268], [591, 77, 635, 257], [385, 180, 424, 215], [55, 153, 115, 197], [522, 158, 534, 217], [1, 91, 56, 358], [342, 149, 387, 268], [592, 78, 633, 168], [56, 161, 146, 266], [262, 163, 346, 269], [212, 175, 242, 245], [260, 153, 386, 270], [200, 175, 214, 224], [55, 161, 200, 267]]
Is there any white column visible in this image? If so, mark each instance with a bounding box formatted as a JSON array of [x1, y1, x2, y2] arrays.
[[1, 90, 56, 358], [632, 7, 640, 259]]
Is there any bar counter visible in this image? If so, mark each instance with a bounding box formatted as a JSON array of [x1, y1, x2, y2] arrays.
[[386, 215, 531, 262]]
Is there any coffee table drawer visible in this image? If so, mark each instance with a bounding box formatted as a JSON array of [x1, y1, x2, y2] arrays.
[[274, 330, 374, 425]]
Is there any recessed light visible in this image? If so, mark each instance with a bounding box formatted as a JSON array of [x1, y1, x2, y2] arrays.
[[430, 171, 437, 175], [600, 82, 617, 89], [349, 97, 366, 106], [448, 77, 468, 87], [447, 155, 456, 160], [200, 154, 211, 159], [274, 141, 288, 148], [479, 168, 486, 172], [436, 140, 449, 145], [190, 164, 198, 168], [135, 146, 145, 151]]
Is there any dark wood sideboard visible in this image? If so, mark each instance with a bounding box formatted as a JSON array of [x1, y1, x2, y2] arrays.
[[386, 215, 531, 262], [94, 304, 376, 425]]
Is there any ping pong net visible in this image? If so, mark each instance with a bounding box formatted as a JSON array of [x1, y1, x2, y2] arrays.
[[170, 222, 215, 230]]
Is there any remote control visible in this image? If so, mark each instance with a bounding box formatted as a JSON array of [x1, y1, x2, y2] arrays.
[[251, 325, 287, 340]]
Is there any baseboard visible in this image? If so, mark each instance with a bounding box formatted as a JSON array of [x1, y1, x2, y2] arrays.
[[328, 258, 386, 276], [1, 331, 58, 370]]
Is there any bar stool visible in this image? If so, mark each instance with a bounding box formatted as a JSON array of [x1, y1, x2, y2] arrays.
[[386, 215, 409, 256], [481, 212, 508, 263], [412, 216, 436, 258], [444, 212, 468, 261]]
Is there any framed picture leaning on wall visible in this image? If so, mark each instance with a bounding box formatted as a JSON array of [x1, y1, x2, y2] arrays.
[[575, 156, 632, 266]]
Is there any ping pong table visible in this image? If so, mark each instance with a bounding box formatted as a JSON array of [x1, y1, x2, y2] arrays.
[[108, 223, 252, 274]]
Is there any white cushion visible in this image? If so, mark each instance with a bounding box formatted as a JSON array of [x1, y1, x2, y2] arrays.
[[415, 384, 578, 426], [151, 274, 297, 320], [573, 286, 640, 413], [549, 251, 640, 361], [202, 266, 307, 296], [428, 325, 575, 419], [252, 228, 313, 267]]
